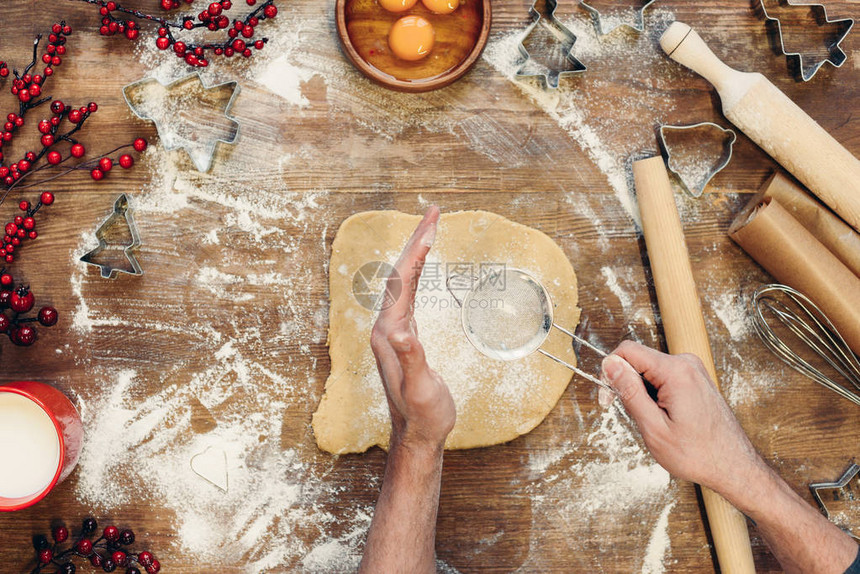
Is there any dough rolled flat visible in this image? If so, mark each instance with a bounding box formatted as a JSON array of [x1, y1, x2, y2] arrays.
[[313, 210, 581, 454]]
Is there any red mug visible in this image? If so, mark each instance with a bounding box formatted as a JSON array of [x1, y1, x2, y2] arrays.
[[0, 381, 83, 511]]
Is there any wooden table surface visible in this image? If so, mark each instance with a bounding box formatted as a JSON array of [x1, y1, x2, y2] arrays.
[[0, 0, 858, 572]]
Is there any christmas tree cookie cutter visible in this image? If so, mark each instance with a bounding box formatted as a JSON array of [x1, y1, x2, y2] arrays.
[[657, 122, 737, 198], [757, 0, 854, 81], [80, 194, 143, 279], [123, 72, 240, 172], [579, 0, 656, 36], [810, 463, 860, 540], [515, 0, 586, 89]]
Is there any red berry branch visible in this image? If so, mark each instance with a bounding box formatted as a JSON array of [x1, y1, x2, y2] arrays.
[[0, 23, 148, 351], [0, 192, 58, 347], [30, 517, 161, 574], [75, 0, 278, 68]]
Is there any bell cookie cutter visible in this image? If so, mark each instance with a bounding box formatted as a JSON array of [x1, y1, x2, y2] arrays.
[[80, 194, 143, 279], [757, 0, 854, 81], [123, 72, 240, 172], [657, 122, 737, 198], [580, 0, 656, 36], [810, 463, 860, 540], [515, 0, 586, 89]]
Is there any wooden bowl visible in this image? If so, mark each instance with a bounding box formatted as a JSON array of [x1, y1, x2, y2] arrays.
[[336, 0, 491, 93]]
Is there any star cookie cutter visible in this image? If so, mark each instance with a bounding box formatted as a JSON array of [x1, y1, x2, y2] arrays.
[[810, 463, 860, 540], [657, 122, 737, 198], [123, 72, 240, 172], [515, 0, 586, 89], [80, 194, 143, 279], [580, 0, 656, 35], [758, 0, 854, 81]]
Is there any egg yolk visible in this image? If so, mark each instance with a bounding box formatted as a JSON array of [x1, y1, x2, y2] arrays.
[[388, 16, 435, 61], [378, 0, 418, 13], [421, 0, 459, 14]]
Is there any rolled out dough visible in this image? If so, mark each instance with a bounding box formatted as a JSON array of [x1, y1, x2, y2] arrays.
[[312, 210, 580, 454]]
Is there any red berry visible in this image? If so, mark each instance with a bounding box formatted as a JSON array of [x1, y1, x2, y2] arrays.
[[12, 325, 36, 346], [126, 28, 139, 40], [138, 552, 153, 566], [91, 168, 104, 181], [89, 553, 103, 567], [39, 549, 53, 564], [52, 525, 69, 543], [38, 307, 58, 327], [156, 37, 171, 50], [5, 255, 12, 263], [18, 89, 31, 103], [18, 160, 30, 172], [242, 26, 254, 38], [133, 138, 147, 152], [25, 151, 35, 161], [13, 216, 23, 225], [51, 101, 65, 114], [68, 109, 82, 123], [104, 525, 120, 541], [10, 288, 35, 313], [75, 538, 93, 556], [173, 41, 187, 54], [38, 119, 52, 134], [247, 0, 257, 5], [264, 4, 277, 17], [71, 143, 85, 157], [28, 230, 37, 239], [41, 134, 54, 147], [0, 314, 9, 332], [5, 223, 17, 236], [119, 154, 134, 168], [0, 273, 11, 287], [40, 191, 54, 205], [88, 102, 98, 113], [111, 550, 127, 566], [18, 201, 29, 211], [22, 217, 35, 230], [208, 2, 222, 15], [232, 39, 246, 52], [185, 54, 199, 66], [47, 151, 62, 164], [242, 48, 252, 57], [30, 85, 41, 97], [254, 40, 265, 50], [99, 157, 113, 172], [145, 560, 160, 574], [44, 66, 53, 76]]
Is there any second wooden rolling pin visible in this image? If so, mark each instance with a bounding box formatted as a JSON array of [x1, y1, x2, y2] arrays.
[[660, 22, 860, 233], [634, 156, 756, 573]]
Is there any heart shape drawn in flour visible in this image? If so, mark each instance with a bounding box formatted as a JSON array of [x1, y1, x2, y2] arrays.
[[190, 446, 228, 492]]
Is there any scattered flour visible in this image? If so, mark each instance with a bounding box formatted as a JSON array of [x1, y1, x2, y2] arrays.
[[641, 501, 676, 574], [601, 265, 634, 314], [710, 291, 751, 340]]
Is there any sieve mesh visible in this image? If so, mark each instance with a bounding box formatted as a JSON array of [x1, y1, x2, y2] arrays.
[[461, 269, 553, 361]]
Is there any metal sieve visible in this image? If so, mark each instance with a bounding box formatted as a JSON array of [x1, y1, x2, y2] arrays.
[[447, 268, 612, 391]]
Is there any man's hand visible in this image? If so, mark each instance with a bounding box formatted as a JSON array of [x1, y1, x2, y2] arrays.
[[600, 340, 860, 574], [599, 340, 763, 496], [370, 205, 455, 451], [360, 206, 455, 574]]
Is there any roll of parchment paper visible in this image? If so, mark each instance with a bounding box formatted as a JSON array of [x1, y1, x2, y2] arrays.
[[729, 197, 860, 355], [748, 171, 860, 279]]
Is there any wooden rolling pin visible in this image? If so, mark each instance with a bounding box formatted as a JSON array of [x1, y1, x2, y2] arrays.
[[634, 156, 756, 574], [660, 22, 860, 233]]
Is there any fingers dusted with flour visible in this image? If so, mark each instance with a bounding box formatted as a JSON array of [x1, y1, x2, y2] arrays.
[[361, 207, 454, 574]]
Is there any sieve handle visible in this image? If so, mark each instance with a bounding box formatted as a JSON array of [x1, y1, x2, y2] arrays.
[[536, 348, 614, 392]]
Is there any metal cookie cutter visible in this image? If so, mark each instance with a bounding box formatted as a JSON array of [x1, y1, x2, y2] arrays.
[[123, 72, 240, 172], [580, 0, 656, 36], [515, 0, 586, 89], [758, 0, 854, 81], [80, 194, 143, 279], [810, 463, 860, 540], [657, 122, 737, 198]]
